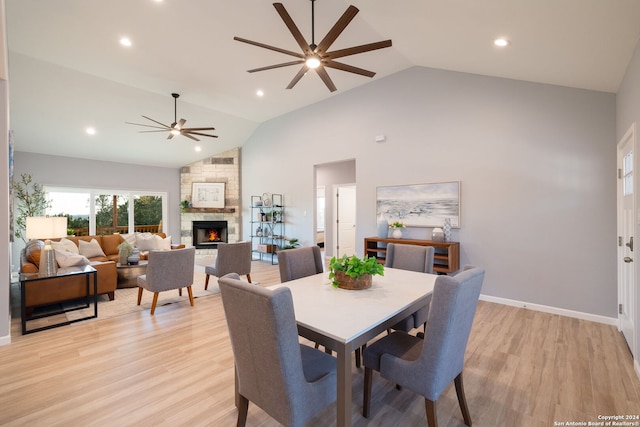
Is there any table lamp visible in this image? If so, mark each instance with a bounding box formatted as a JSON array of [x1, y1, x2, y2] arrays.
[[26, 216, 68, 276]]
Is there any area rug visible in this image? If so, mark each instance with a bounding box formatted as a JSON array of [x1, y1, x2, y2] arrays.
[[64, 265, 216, 321]]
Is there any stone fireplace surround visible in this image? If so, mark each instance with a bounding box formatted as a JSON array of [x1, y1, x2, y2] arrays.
[[180, 148, 241, 265]]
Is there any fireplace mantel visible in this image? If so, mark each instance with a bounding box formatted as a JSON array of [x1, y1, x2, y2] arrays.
[[183, 208, 236, 214]]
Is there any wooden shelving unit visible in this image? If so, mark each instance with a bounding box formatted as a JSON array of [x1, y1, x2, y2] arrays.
[[364, 237, 460, 274]]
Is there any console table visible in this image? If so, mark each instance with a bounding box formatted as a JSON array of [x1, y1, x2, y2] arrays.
[[20, 265, 98, 334], [364, 237, 460, 274]]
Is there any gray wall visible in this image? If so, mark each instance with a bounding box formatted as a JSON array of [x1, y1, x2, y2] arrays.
[[616, 38, 640, 366], [11, 152, 182, 264], [242, 66, 616, 318]]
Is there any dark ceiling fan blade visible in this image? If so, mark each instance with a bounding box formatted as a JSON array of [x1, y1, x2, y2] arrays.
[[324, 60, 376, 78], [186, 131, 218, 138], [286, 65, 309, 90], [327, 40, 392, 60], [175, 118, 186, 129], [138, 130, 174, 133], [180, 132, 200, 141], [142, 115, 171, 128], [234, 37, 304, 59], [167, 132, 175, 140], [125, 122, 170, 130], [273, 3, 313, 54], [181, 127, 217, 131], [248, 60, 305, 73], [315, 67, 337, 92], [316, 5, 359, 54]]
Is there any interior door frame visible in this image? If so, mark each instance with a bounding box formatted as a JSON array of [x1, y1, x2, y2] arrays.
[[617, 123, 637, 364], [333, 183, 356, 258]]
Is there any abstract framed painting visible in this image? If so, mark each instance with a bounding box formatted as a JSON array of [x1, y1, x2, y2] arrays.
[[376, 181, 460, 228]]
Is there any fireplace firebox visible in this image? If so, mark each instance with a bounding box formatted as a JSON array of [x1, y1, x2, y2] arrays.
[[192, 220, 228, 249]]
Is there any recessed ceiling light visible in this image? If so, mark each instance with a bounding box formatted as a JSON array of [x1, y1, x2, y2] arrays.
[[494, 38, 510, 47], [86, 127, 96, 135], [195, 145, 202, 152], [256, 90, 264, 97], [120, 37, 132, 47]]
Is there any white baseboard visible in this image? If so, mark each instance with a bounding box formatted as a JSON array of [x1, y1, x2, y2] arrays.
[[479, 294, 618, 326]]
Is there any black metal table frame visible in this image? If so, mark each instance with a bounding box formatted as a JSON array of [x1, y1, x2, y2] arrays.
[[20, 266, 98, 335]]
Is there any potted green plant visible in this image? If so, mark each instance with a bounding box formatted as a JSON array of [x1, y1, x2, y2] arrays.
[[328, 254, 384, 290], [281, 237, 301, 250], [118, 241, 133, 265], [389, 220, 406, 239], [12, 173, 51, 243], [180, 200, 190, 212]]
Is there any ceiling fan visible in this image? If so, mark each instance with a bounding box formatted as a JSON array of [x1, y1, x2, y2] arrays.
[[126, 93, 218, 141], [234, 0, 392, 92]]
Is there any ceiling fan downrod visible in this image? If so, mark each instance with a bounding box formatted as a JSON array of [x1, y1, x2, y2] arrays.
[[171, 93, 179, 128]]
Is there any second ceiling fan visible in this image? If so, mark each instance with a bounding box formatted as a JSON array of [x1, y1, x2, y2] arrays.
[[234, 1, 392, 92]]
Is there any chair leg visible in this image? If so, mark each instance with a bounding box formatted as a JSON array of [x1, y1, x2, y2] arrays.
[[355, 344, 367, 368], [363, 367, 373, 418], [454, 372, 472, 426], [150, 292, 159, 315], [236, 394, 249, 427], [205, 274, 210, 290], [246, 273, 252, 283], [187, 286, 195, 306], [425, 399, 438, 427], [137, 287, 143, 305]]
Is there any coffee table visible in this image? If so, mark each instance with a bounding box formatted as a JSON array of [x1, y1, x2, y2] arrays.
[[116, 261, 148, 288]]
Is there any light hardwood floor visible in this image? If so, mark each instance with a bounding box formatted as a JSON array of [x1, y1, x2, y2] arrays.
[[1, 260, 639, 426]]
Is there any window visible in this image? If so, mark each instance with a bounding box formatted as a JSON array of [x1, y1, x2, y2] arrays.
[[45, 187, 167, 236]]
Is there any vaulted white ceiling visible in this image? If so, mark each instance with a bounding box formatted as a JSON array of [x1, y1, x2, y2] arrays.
[[6, 0, 640, 167]]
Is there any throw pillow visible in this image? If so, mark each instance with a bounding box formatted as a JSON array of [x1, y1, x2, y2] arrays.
[[51, 238, 79, 254], [136, 233, 157, 251], [78, 239, 106, 258], [55, 249, 90, 267], [156, 235, 171, 250], [121, 233, 137, 245]]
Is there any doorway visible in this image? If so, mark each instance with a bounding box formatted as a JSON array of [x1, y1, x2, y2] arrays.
[[617, 123, 636, 358], [334, 184, 356, 257]]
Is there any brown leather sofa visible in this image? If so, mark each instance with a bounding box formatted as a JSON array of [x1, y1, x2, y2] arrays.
[[20, 233, 178, 313]]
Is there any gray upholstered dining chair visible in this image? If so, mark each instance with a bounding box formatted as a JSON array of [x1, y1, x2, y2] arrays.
[[277, 245, 324, 282], [218, 273, 337, 427], [205, 241, 252, 289], [362, 266, 485, 426], [136, 247, 196, 315], [385, 243, 435, 332]]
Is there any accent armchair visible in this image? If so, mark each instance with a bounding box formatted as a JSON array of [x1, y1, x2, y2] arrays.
[[218, 273, 337, 427], [205, 241, 252, 289], [136, 247, 196, 315]]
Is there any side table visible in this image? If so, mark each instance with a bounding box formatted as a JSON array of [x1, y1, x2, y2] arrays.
[[20, 265, 98, 334]]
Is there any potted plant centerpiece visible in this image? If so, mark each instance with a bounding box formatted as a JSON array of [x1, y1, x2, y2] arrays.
[[328, 254, 384, 290], [118, 241, 133, 265]]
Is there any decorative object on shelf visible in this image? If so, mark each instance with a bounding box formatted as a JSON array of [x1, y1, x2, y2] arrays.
[[328, 254, 384, 290], [256, 226, 262, 237], [376, 181, 461, 228], [432, 227, 444, 242], [262, 192, 272, 207], [281, 238, 301, 250], [191, 182, 225, 208], [118, 241, 133, 265], [389, 221, 405, 239], [376, 213, 389, 238], [180, 200, 190, 212], [443, 218, 452, 242]]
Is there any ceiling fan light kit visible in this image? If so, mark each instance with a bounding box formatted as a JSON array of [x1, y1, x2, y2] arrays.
[[126, 93, 218, 141], [234, 0, 392, 92]]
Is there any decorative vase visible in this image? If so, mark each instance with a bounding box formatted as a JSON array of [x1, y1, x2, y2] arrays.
[[128, 248, 140, 265], [376, 213, 389, 238], [391, 228, 403, 239], [443, 218, 452, 242], [335, 271, 372, 290], [432, 227, 444, 242]]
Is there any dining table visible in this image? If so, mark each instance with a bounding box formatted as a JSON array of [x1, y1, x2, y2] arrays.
[[269, 267, 437, 427]]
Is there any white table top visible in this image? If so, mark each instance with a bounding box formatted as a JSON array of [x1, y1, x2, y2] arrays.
[[270, 267, 437, 344]]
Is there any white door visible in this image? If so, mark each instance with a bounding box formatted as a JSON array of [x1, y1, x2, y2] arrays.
[[335, 185, 356, 257], [618, 124, 636, 358]]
